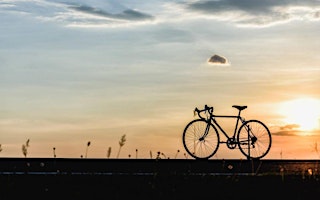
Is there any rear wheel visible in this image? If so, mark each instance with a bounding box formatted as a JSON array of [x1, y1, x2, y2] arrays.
[[182, 119, 219, 159], [237, 120, 272, 159]]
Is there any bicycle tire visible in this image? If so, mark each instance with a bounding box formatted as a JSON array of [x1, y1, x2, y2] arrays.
[[182, 119, 219, 159], [237, 120, 272, 159]]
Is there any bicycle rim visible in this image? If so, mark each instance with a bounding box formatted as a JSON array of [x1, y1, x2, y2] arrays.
[[237, 120, 272, 159], [182, 119, 219, 159]]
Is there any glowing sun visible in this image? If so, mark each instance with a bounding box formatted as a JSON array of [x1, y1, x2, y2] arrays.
[[278, 98, 320, 131]]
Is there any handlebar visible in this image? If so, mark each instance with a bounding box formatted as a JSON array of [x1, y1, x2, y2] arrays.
[[194, 104, 214, 119]]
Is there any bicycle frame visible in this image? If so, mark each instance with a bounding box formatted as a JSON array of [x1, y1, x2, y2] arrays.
[[202, 107, 247, 145], [210, 113, 244, 143]]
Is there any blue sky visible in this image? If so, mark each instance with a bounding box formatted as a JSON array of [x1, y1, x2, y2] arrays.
[[1, 0, 320, 159]]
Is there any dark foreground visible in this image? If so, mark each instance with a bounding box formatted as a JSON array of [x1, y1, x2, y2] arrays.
[[1, 158, 320, 199]]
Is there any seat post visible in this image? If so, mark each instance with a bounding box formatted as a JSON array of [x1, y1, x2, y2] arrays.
[[234, 109, 242, 134], [237, 110, 242, 117]]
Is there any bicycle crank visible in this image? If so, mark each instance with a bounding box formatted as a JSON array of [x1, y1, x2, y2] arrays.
[[226, 138, 237, 149]]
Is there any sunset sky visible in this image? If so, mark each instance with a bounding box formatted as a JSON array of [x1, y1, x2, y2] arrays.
[[1, 0, 320, 159]]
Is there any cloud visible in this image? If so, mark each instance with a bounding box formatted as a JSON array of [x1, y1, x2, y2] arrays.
[[69, 5, 154, 21], [186, 0, 320, 27], [271, 123, 320, 136], [280, 124, 300, 130], [0, 0, 155, 28], [2, 0, 319, 28], [207, 54, 230, 66], [272, 129, 320, 136]]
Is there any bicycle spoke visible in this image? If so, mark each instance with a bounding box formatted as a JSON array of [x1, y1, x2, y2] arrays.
[[237, 120, 272, 159], [182, 119, 219, 159]]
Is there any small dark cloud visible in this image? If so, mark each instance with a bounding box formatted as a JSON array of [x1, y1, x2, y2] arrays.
[[69, 5, 154, 21], [207, 54, 229, 65]]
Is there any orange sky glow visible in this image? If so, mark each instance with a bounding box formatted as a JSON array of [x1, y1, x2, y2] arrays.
[[1, 0, 320, 160]]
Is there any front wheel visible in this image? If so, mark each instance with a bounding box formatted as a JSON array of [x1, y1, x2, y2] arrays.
[[237, 120, 272, 160], [182, 119, 219, 159]]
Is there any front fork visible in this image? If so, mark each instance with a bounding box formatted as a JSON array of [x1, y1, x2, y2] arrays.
[[199, 119, 211, 141]]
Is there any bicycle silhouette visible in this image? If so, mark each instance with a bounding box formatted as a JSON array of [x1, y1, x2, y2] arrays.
[[182, 105, 272, 160]]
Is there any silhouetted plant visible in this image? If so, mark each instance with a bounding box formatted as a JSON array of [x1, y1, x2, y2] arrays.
[[183, 153, 188, 159], [161, 152, 166, 159], [85, 141, 91, 158], [0, 144, 2, 153], [313, 141, 320, 158], [22, 139, 30, 157], [156, 151, 161, 159], [313, 142, 320, 177], [53, 147, 56, 158], [174, 150, 180, 159], [135, 149, 138, 159], [149, 151, 152, 159], [116, 134, 126, 158], [107, 147, 111, 158]]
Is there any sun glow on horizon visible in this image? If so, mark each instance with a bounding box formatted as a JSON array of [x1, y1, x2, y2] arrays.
[[278, 98, 320, 131]]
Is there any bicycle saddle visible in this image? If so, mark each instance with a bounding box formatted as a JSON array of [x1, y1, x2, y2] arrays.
[[232, 105, 247, 110]]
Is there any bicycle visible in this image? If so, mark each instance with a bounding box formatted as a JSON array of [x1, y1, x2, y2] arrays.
[[182, 105, 272, 160]]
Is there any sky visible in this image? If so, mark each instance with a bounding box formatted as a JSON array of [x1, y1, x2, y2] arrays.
[[1, 0, 320, 159]]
